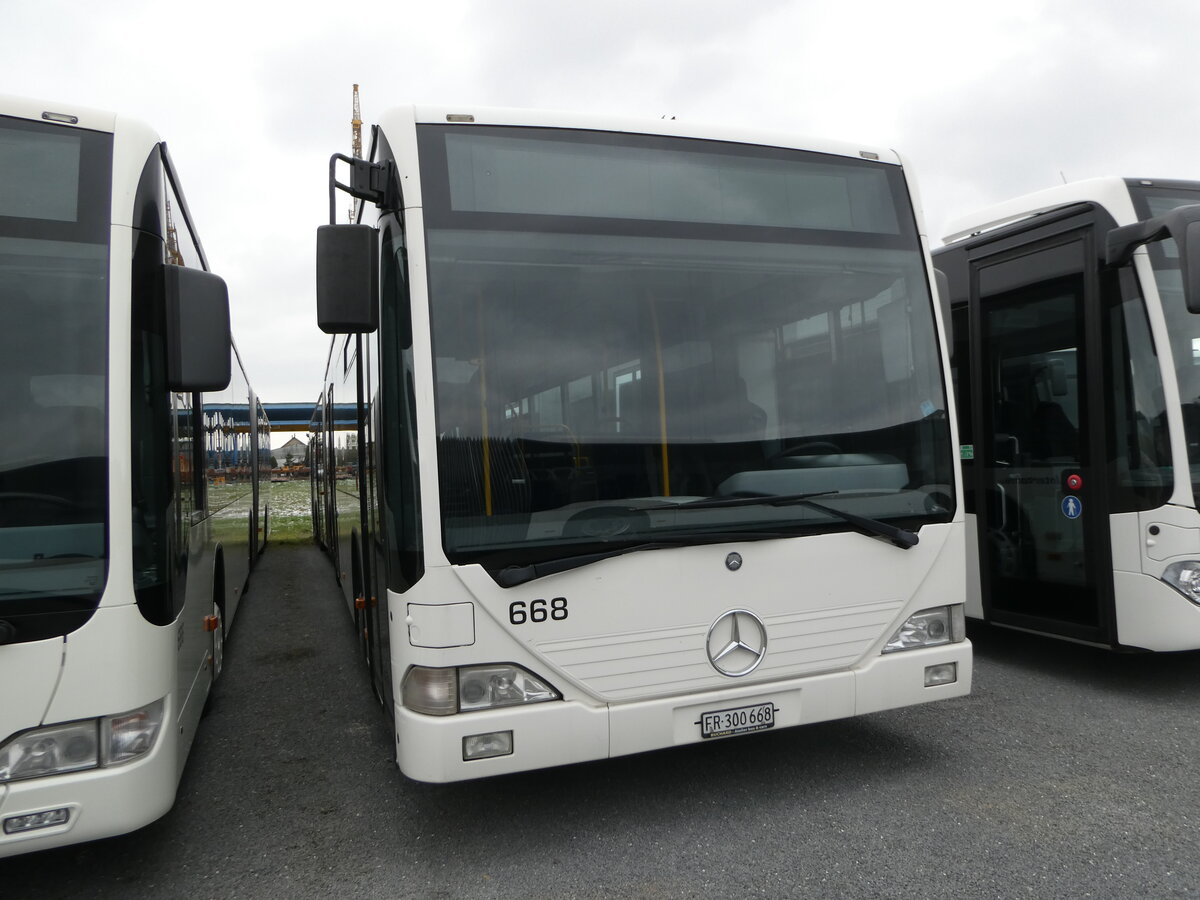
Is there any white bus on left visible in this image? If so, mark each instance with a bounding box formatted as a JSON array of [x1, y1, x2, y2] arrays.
[[0, 95, 269, 856]]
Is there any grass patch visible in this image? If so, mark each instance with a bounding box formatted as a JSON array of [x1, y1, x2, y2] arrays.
[[267, 479, 314, 545], [269, 518, 315, 545]]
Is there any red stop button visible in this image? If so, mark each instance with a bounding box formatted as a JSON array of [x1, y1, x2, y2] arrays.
[[1067, 474, 1083, 491]]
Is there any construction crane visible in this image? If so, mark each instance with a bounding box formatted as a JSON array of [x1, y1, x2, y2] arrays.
[[349, 83, 363, 222], [164, 199, 184, 266], [351, 83, 363, 159]]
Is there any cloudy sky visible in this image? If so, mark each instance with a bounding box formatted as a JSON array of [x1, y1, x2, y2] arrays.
[[4, 0, 1198, 422]]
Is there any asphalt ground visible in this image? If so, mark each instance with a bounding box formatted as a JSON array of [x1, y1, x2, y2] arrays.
[[5, 542, 1200, 898]]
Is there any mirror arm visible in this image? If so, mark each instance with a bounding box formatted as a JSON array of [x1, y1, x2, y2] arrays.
[[1106, 218, 1167, 268], [1106, 203, 1200, 314], [327, 154, 396, 224]]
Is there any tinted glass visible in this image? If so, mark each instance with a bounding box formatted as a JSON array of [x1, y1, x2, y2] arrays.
[[978, 254, 1099, 627], [0, 115, 111, 643], [0, 124, 80, 221], [1131, 184, 1200, 501], [420, 126, 950, 571], [1107, 269, 1171, 509], [443, 130, 902, 233]]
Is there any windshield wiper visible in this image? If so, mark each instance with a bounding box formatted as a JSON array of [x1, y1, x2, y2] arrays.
[[495, 492, 918, 587], [495, 531, 794, 588], [669, 491, 919, 550], [670, 490, 839, 511]]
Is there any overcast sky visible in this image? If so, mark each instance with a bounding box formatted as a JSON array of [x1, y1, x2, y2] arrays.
[[5, 0, 1199, 435]]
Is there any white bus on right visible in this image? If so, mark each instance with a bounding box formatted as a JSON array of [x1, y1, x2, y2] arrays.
[[935, 177, 1200, 651]]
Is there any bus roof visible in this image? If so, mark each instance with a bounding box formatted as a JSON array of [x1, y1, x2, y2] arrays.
[[400, 104, 905, 167], [0, 93, 120, 133], [939, 176, 1146, 245]]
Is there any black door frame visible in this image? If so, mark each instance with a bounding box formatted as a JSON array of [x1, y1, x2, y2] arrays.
[[964, 207, 1118, 645]]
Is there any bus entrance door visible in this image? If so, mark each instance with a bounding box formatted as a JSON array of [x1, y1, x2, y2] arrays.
[[972, 230, 1113, 643]]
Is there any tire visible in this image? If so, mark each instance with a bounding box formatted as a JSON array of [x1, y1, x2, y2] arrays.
[[212, 601, 225, 680]]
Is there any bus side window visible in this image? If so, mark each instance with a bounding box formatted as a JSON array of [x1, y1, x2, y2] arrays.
[[1108, 268, 1171, 510]]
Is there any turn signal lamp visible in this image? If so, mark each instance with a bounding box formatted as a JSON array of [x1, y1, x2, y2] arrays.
[[401, 667, 458, 716], [106, 702, 164, 764]]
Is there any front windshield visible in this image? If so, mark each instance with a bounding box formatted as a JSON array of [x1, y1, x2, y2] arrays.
[[1132, 183, 1200, 502], [419, 125, 953, 569], [0, 115, 111, 643]]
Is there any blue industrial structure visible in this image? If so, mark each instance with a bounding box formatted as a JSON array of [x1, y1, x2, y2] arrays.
[[204, 402, 358, 432]]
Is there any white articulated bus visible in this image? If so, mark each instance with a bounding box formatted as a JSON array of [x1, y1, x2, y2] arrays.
[[312, 105, 971, 782], [936, 177, 1200, 650], [0, 96, 269, 856]]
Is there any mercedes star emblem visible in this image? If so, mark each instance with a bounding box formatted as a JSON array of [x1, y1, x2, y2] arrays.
[[706, 609, 768, 677]]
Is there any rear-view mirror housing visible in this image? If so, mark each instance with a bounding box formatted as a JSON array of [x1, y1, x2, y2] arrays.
[[317, 224, 379, 334], [1107, 203, 1200, 314], [164, 264, 231, 392]]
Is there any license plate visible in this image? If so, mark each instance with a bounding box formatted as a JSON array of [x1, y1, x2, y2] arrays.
[[699, 702, 776, 739]]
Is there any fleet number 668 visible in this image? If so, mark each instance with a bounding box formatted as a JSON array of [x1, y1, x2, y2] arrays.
[[509, 598, 569, 625]]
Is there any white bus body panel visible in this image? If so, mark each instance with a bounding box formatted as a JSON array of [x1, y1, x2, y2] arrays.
[[963, 513, 984, 619], [0, 695, 179, 857], [0, 642, 61, 757], [41, 606, 175, 725], [0, 603, 183, 857], [397, 638, 971, 784], [1105, 507, 1200, 652], [941, 176, 1140, 244], [110, 116, 163, 228], [393, 524, 969, 782], [0, 95, 118, 135], [1112, 571, 1200, 652]]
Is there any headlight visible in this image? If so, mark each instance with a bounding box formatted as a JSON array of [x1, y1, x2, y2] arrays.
[[458, 665, 558, 712], [0, 699, 164, 784], [883, 605, 966, 653], [0, 722, 98, 783], [402, 664, 560, 716], [1162, 561, 1200, 605]]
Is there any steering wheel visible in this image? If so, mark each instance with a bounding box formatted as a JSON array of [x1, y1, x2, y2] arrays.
[[766, 441, 841, 466], [563, 506, 649, 539]]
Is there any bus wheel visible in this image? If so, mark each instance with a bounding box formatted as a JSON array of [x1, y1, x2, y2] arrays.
[[202, 602, 225, 719], [212, 601, 225, 680]]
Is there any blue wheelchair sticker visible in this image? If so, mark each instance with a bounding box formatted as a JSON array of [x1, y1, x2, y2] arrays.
[[1061, 496, 1083, 519]]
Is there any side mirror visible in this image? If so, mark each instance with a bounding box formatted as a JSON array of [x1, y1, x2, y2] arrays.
[[164, 265, 231, 392], [316, 224, 379, 334], [1106, 203, 1200, 313]]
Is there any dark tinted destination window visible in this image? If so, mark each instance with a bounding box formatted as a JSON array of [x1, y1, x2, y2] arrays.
[[0, 121, 81, 222], [0, 115, 110, 242], [434, 127, 904, 236]]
